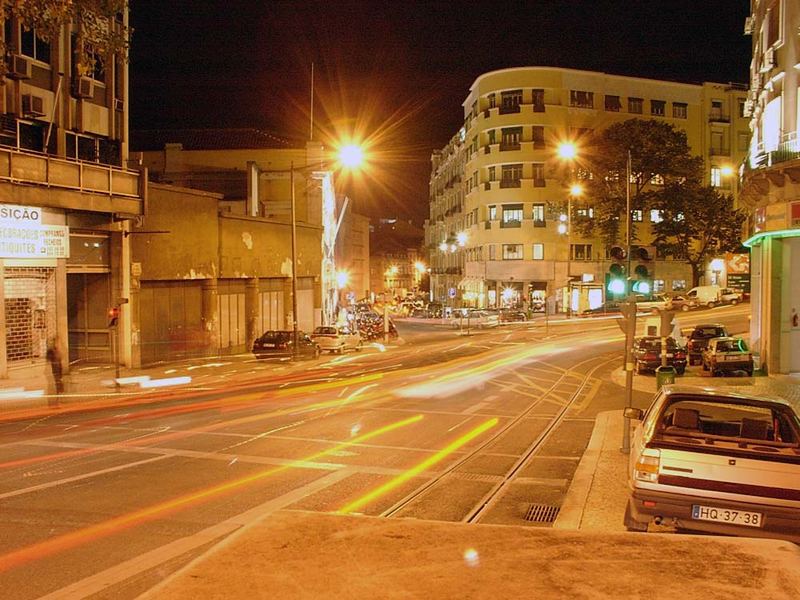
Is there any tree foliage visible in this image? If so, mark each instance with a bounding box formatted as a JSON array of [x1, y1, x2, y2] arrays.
[[0, 1, 129, 77], [578, 119, 703, 247], [651, 183, 746, 287]]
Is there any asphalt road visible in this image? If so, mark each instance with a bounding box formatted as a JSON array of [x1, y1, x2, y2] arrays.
[[0, 304, 751, 599]]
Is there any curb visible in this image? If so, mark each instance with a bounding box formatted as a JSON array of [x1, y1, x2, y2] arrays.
[[553, 410, 613, 530]]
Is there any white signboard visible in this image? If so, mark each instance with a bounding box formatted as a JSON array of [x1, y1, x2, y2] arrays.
[[0, 224, 69, 258], [0, 204, 42, 225]]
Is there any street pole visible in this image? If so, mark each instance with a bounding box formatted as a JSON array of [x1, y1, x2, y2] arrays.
[[621, 149, 634, 453], [567, 191, 572, 318], [383, 302, 389, 343], [290, 162, 299, 360]]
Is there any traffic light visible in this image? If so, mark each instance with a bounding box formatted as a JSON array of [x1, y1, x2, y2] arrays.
[[108, 306, 120, 328], [607, 246, 627, 298], [631, 246, 654, 295]]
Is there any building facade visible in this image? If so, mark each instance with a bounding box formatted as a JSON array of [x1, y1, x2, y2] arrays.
[[426, 67, 749, 311], [0, 10, 146, 377], [334, 208, 370, 303], [741, 0, 800, 374]]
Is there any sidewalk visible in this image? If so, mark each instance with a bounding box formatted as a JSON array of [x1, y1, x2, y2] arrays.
[[139, 407, 800, 600]]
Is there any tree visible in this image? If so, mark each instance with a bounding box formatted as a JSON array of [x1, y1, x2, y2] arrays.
[[651, 183, 746, 288], [0, 1, 129, 79], [577, 119, 703, 247]]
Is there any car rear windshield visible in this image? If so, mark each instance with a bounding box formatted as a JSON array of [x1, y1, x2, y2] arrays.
[[314, 327, 337, 335], [716, 339, 748, 353], [259, 331, 290, 342], [641, 338, 678, 350], [656, 397, 800, 448], [692, 327, 725, 339]]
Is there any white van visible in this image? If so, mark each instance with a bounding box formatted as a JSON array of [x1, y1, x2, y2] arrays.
[[686, 285, 722, 308]]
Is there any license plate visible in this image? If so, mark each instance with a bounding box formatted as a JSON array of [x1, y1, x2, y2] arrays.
[[262, 343, 275, 348], [666, 353, 673, 358], [725, 355, 743, 361], [691, 504, 762, 527]]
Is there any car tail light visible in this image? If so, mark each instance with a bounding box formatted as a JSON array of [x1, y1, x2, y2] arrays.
[[644, 352, 657, 361], [276, 342, 287, 349], [634, 448, 660, 483], [674, 351, 685, 358]]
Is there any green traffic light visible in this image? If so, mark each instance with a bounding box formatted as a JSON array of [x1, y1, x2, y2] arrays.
[[608, 278, 626, 294]]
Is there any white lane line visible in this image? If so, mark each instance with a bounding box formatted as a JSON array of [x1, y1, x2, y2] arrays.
[[40, 469, 355, 600], [0, 455, 169, 500], [463, 394, 498, 415], [447, 417, 471, 432]]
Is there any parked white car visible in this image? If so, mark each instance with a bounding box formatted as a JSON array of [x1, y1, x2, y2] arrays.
[[624, 386, 800, 542], [635, 293, 669, 313], [720, 288, 743, 305], [310, 326, 362, 354], [686, 285, 722, 308], [449, 309, 499, 329]]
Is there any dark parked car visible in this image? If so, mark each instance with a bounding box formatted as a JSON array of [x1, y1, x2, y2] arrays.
[[687, 323, 729, 365], [633, 336, 687, 375], [499, 309, 527, 322], [252, 330, 320, 360]]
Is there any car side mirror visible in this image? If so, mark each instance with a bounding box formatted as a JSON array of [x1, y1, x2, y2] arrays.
[[624, 407, 644, 421]]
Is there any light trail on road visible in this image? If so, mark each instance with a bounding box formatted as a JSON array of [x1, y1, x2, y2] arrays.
[[0, 414, 425, 573]]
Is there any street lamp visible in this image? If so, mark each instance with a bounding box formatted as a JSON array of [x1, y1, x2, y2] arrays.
[[288, 144, 364, 359], [557, 142, 581, 316]]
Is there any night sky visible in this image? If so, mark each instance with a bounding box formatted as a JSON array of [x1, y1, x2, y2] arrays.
[[130, 1, 752, 223]]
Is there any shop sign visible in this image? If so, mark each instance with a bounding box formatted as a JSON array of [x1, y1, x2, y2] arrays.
[[0, 204, 42, 225], [725, 252, 750, 274], [0, 223, 69, 258]]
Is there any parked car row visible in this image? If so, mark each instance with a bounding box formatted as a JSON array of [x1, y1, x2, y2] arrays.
[[634, 323, 753, 378]]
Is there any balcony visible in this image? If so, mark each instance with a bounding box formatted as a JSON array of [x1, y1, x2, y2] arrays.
[[709, 111, 730, 123], [533, 178, 546, 188], [533, 102, 545, 113], [499, 104, 521, 115], [746, 133, 800, 171], [499, 179, 521, 189], [499, 142, 521, 152], [500, 219, 521, 228], [0, 145, 145, 216]]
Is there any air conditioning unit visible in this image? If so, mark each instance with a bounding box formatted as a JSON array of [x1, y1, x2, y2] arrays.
[[113, 98, 124, 112], [8, 54, 31, 79], [743, 99, 754, 117], [21, 94, 45, 117], [744, 16, 754, 35], [76, 76, 94, 99]]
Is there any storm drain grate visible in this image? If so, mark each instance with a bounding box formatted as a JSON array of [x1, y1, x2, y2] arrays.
[[524, 503, 560, 523]]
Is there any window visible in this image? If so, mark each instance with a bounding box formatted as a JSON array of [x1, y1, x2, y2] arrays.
[[653, 280, 665, 293], [531, 125, 545, 147], [488, 130, 496, 145], [21, 28, 51, 64], [766, 3, 780, 48], [630, 210, 643, 222], [650, 174, 664, 185], [710, 167, 722, 187], [488, 205, 497, 220], [738, 99, 746, 118], [501, 164, 523, 187], [570, 90, 594, 109], [503, 244, 523, 260], [500, 127, 522, 150], [650, 209, 664, 223], [488, 93, 496, 109], [710, 99, 725, 121], [576, 207, 594, 219], [605, 95, 621, 112], [532, 89, 545, 112], [532, 243, 544, 260], [570, 244, 592, 261], [628, 97, 643, 114], [672, 280, 687, 291], [489, 245, 496, 260], [488, 166, 496, 181], [501, 204, 523, 228], [532, 203, 545, 226], [500, 90, 522, 114], [737, 132, 749, 152], [651, 100, 665, 116], [532, 163, 545, 187], [672, 102, 687, 119]]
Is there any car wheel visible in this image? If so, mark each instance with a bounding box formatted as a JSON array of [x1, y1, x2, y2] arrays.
[[681, 304, 690, 312], [676, 367, 685, 376], [624, 502, 649, 533], [730, 299, 738, 306], [707, 301, 715, 309]]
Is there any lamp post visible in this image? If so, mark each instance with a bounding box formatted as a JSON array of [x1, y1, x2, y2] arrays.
[[285, 144, 364, 359], [557, 142, 580, 317]]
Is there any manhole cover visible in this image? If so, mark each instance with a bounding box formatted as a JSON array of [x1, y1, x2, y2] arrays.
[[524, 503, 560, 523]]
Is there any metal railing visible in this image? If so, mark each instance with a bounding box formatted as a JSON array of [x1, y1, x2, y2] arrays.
[[746, 131, 800, 170]]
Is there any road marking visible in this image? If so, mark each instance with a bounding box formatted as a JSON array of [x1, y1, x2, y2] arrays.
[[39, 469, 355, 600], [0, 455, 169, 500], [447, 417, 471, 432]]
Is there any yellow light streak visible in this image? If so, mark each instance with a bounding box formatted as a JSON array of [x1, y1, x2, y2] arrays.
[[338, 417, 499, 514], [0, 414, 424, 573]]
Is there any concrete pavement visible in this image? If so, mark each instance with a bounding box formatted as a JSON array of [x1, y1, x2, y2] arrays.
[[138, 405, 800, 600]]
